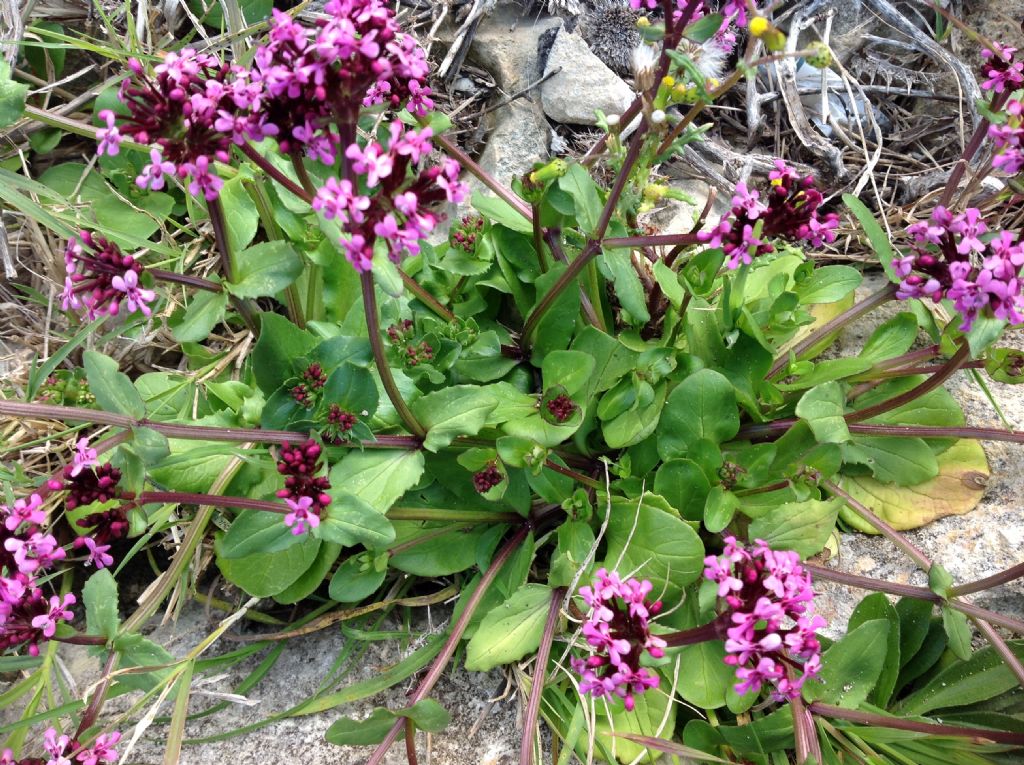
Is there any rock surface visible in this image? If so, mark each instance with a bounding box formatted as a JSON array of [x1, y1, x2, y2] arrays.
[[541, 26, 634, 125], [467, 6, 559, 186]]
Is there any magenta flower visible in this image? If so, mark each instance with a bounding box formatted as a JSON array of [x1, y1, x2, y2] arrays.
[[70, 438, 99, 478], [30, 593, 76, 639], [990, 99, 1023, 175], [571, 568, 667, 711], [96, 110, 124, 156], [284, 496, 319, 536], [76, 732, 122, 765], [703, 537, 825, 700], [5, 532, 66, 575], [77, 536, 114, 569], [698, 160, 838, 268], [981, 43, 1024, 93], [136, 148, 176, 191], [2, 493, 46, 532], [894, 206, 1024, 331], [62, 231, 155, 320]]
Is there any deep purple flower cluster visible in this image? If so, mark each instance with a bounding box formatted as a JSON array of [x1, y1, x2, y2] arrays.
[[290, 363, 328, 408], [323, 404, 358, 445], [704, 537, 825, 700], [276, 440, 332, 535], [472, 463, 503, 493], [62, 231, 155, 321], [1, 493, 73, 657], [253, 0, 432, 163], [698, 160, 838, 269], [449, 215, 484, 255], [981, 44, 1023, 175], [545, 394, 578, 424], [312, 121, 467, 271], [571, 568, 666, 711], [893, 206, 1024, 331]]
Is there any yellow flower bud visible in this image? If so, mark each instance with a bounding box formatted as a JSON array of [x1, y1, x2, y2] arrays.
[[662, 76, 675, 88], [748, 16, 770, 38]]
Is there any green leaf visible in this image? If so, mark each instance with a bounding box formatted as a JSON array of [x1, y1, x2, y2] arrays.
[[471, 192, 532, 234], [251, 313, 318, 393], [216, 533, 321, 597], [328, 450, 425, 513], [274, 541, 341, 604], [602, 381, 667, 449], [557, 163, 603, 235], [796, 382, 850, 444], [329, 553, 387, 602], [318, 492, 396, 548], [218, 176, 259, 254], [541, 350, 596, 398], [896, 597, 935, 669], [842, 435, 938, 485], [805, 619, 890, 707], [605, 496, 705, 601], [113, 634, 176, 692], [227, 241, 303, 298], [794, 265, 862, 304], [464, 584, 553, 671], [747, 498, 841, 557], [848, 593, 901, 707], [325, 699, 451, 746], [897, 640, 1024, 715], [83, 351, 146, 419], [859, 313, 918, 364], [0, 61, 29, 128], [657, 369, 739, 459], [82, 569, 119, 641], [653, 458, 711, 522], [843, 194, 896, 282], [941, 605, 973, 661], [703, 486, 739, 533], [219, 510, 304, 559], [929, 563, 954, 599], [653, 260, 685, 309], [531, 262, 581, 363], [684, 12, 724, 42], [598, 249, 651, 324], [389, 522, 486, 576], [675, 641, 734, 709], [411, 386, 499, 452], [170, 289, 228, 343], [549, 520, 596, 587]]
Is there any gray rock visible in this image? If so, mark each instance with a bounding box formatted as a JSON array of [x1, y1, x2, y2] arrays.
[[541, 26, 634, 126], [468, 5, 559, 186]]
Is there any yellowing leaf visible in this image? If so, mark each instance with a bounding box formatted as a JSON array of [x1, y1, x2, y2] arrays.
[[838, 439, 989, 531]]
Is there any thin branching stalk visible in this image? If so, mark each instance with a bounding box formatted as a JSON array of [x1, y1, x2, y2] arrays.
[[206, 195, 259, 335], [148, 269, 222, 292], [399, 268, 456, 322], [950, 562, 1024, 597], [433, 134, 533, 221], [239, 142, 313, 203]]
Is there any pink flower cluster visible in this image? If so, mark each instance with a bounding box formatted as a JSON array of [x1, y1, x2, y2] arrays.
[[253, 0, 432, 164], [698, 160, 838, 269], [276, 440, 332, 535], [312, 121, 466, 271], [7, 727, 123, 765], [893, 206, 1024, 331], [100, 49, 274, 200], [981, 45, 1023, 175], [62, 231, 156, 321], [703, 537, 825, 700], [1, 493, 73, 657], [571, 568, 667, 711]]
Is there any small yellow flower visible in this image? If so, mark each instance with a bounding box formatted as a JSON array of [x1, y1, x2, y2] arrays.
[[748, 16, 770, 38]]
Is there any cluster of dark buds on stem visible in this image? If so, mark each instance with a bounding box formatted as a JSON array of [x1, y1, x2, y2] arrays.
[[275, 440, 332, 535]]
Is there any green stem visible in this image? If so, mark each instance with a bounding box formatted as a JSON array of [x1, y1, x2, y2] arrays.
[[768, 284, 897, 378], [360, 270, 426, 438], [366, 526, 532, 765], [289, 149, 318, 197], [532, 203, 549, 274], [433, 134, 533, 222]]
